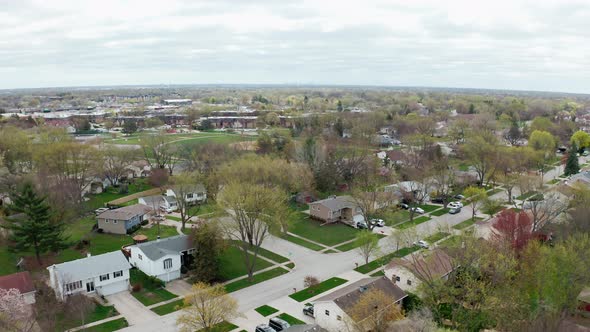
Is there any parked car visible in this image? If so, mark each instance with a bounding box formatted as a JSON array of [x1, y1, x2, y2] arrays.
[[397, 203, 409, 210], [449, 207, 461, 214], [269, 317, 290, 331], [370, 218, 385, 227], [409, 207, 425, 214], [94, 207, 109, 215], [448, 202, 463, 209], [303, 304, 314, 317], [431, 197, 445, 204], [255, 324, 277, 332], [356, 221, 368, 229], [413, 240, 429, 249], [454, 194, 465, 200]]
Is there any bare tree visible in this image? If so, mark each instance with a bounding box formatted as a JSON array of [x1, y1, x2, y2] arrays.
[[141, 134, 179, 175], [0, 288, 36, 332], [523, 191, 566, 232], [101, 145, 139, 186], [170, 172, 203, 231], [345, 288, 404, 332], [176, 282, 239, 332]]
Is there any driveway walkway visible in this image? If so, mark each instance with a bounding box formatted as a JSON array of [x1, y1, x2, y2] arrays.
[[106, 291, 158, 326]]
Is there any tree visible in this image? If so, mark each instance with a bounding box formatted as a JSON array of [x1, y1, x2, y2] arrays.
[[0, 288, 36, 332], [64, 294, 95, 329], [529, 130, 556, 182], [570, 130, 590, 152], [463, 186, 487, 220], [141, 134, 179, 175], [144, 117, 164, 128], [564, 143, 580, 176], [504, 121, 521, 145], [170, 172, 203, 231], [176, 282, 239, 332], [218, 182, 286, 280], [448, 119, 470, 144], [303, 275, 320, 288], [346, 288, 404, 332], [122, 121, 138, 135], [355, 231, 380, 264], [523, 191, 566, 232], [337, 100, 343, 112], [191, 222, 223, 283], [101, 145, 138, 186], [462, 132, 498, 186], [2, 182, 68, 264], [491, 209, 533, 252]]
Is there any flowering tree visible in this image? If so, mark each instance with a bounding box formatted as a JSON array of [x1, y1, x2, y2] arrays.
[[491, 209, 533, 252], [0, 288, 35, 332]]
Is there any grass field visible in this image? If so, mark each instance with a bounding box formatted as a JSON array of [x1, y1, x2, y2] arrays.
[[198, 321, 239, 332], [85, 318, 128, 332], [277, 313, 306, 325], [287, 212, 359, 247], [289, 277, 348, 302], [151, 299, 185, 316], [283, 234, 325, 251], [417, 204, 441, 213], [219, 245, 274, 281], [355, 246, 421, 274], [430, 208, 449, 216], [224, 267, 289, 293], [255, 305, 279, 317], [60, 302, 120, 331], [376, 209, 410, 226], [394, 216, 431, 230], [452, 217, 484, 230]]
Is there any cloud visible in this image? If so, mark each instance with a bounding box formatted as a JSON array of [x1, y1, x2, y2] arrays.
[[0, 0, 589, 92]]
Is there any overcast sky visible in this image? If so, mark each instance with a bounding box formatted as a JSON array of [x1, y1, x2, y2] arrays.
[[1, 0, 589, 92]]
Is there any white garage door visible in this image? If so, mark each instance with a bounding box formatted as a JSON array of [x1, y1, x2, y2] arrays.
[[98, 280, 129, 296]]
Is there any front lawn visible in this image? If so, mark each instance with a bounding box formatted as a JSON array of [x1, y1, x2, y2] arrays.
[[289, 277, 348, 302], [355, 246, 421, 274], [452, 217, 484, 230], [424, 232, 450, 243], [255, 305, 279, 317], [439, 235, 462, 248], [486, 188, 503, 196], [334, 234, 386, 252], [283, 234, 325, 251], [375, 208, 409, 226], [548, 179, 560, 184], [151, 299, 185, 315], [417, 204, 441, 213], [219, 245, 274, 281], [516, 191, 539, 200], [394, 216, 431, 230], [224, 267, 289, 293], [130, 269, 178, 306], [60, 302, 119, 331], [277, 313, 306, 325], [430, 209, 449, 217], [85, 318, 129, 332], [287, 212, 358, 247], [197, 321, 239, 332]]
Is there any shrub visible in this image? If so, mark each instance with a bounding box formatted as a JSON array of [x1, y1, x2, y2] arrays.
[[127, 224, 141, 234], [132, 283, 142, 292], [303, 275, 320, 288], [141, 219, 149, 226], [180, 265, 188, 274], [74, 239, 90, 250]]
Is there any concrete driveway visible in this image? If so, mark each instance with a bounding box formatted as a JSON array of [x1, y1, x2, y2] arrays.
[[106, 291, 158, 326], [166, 279, 192, 297]]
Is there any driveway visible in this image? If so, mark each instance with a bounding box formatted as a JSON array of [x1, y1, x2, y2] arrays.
[[166, 279, 192, 297], [106, 291, 158, 326]]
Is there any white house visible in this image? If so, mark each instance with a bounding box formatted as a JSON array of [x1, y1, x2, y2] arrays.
[[47, 251, 132, 300], [165, 184, 207, 204], [0, 271, 36, 304], [138, 195, 178, 212], [384, 249, 454, 294], [127, 235, 195, 282], [314, 277, 406, 332]]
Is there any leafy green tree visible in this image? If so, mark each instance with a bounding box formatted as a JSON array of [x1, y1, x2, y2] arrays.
[[464, 186, 488, 220], [122, 121, 138, 135], [337, 100, 343, 112], [354, 230, 380, 264], [571, 130, 590, 153], [2, 182, 68, 264], [564, 143, 580, 176], [190, 223, 223, 283]]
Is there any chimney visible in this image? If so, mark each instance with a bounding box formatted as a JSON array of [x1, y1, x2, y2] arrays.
[[86, 252, 91, 258]]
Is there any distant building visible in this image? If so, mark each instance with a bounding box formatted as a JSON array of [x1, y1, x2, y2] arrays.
[[97, 204, 153, 235], [308, 196, 364, 227], [163, 99, 192, 105], [384, 249, 454, 294]]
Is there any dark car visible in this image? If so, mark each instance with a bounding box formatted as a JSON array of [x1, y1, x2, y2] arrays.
[[430, 197, 445, 204], [303, 304, 314, 317], [255, 324, 276, 332], [269, 317, 290, 331]]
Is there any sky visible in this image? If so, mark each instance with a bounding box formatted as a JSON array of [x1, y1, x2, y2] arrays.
[[1, 0, 589, 93]]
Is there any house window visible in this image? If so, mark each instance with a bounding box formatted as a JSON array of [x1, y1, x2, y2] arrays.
[[325, 310, 330, 316], [113, 270, 123, 278], [113, 220, 118, 224], [105, 219, 109, 223], [100, 274, 110, 281], [163, 258, 173, 269], [407, 279, 412, 286], [65, 281, 82, 292], [138, 254, 142, 260], [337, 315, 342, 321], [187, 193, 193, 199]]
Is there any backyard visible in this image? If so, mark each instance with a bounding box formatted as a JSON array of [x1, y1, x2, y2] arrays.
[[284, 212, 359, 247]]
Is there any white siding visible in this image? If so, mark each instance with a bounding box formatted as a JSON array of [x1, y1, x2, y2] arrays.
[[314, 302, 349, 332], [128, 247, 182, 282], [384, 266, 419, 293]]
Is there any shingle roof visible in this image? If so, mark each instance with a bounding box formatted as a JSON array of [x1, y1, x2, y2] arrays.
[[310, 196, 356, 211], [50, 251, 131, 282], [131, 235, 192, 261], [0, 271, 35, 294], [98, 204, 152, 221], [315, 277, 406, 317]]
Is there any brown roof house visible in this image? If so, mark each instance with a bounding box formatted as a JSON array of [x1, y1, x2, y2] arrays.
[[384, 249, 455, 294], [0, 271, 36, 304], [308, 196, 365, 228], [97, 204, 153, 235], [314, 277, 406, 332]]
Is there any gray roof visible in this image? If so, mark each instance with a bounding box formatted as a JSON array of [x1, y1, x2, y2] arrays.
[[132, 235, 193, 260], [140, 195, 163, 206], [315, 277, 406, 317], [310, 195, 356, 211], [98, 204, 152, 221], [51, 251, 131, 282], [283, 325, 327, 332], [163, 195, 177, 204]]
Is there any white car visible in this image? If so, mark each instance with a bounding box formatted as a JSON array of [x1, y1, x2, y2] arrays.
[[370, 218, 385, 227], [413, 240, 429, 249], [448, 202, 463, 209], [409, 207, 425, 214]]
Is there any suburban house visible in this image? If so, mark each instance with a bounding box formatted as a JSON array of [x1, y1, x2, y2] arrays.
[[0, 271, 36, 304], [384, 249, 454, 293], [384, 181, 431, 203], [165, 184, 207, 205], [308, 195, 364, 227], [96, 204, 153, 234], [124, 161, 151, 179], [139, 195, 178, 212], [127, 235, 195, 282], [314, 277, 407, 332], [47, 251, 132, 300]]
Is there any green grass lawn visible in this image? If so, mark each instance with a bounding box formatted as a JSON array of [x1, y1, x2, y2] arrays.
[[282, 234, 325, 251], [370, 270, 385, 277], [287, 212, 359, 246], [189, 202, 227, 219], [417, 204, 440, 213], [378, 209, 411, 226], [219, 245, 274, 281], [166, 215, 182, 222], [0, 246, 17, 276], [452, 217, 484, 230], [59, 302, 120, 331], [286, 262, 295, 268], [277, 313, 306, 325], [255, 305, 279, 317], [171, 133, 256, 149], [334, 234, 386, 252], [84, 178, 153, 211], [197, 321, 239, 332], [424, 232, 451, 243], [486, 188, 504, 196], [151, 299, 185, 316], [355, 246, 421, 274], [253, 244, 290, 263], [85, 318, 128, 332], [224, 267, 289, 293], [439, 235, 462, 248], [130, 269, 178, 306], [394, 216, 431, 230], [289, 277, 348, 302], [548, 179, 561, 184], [430, 208, 449, 217]]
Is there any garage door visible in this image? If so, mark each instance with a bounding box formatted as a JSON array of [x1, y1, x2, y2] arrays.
[[98, 280, 129, 296]]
